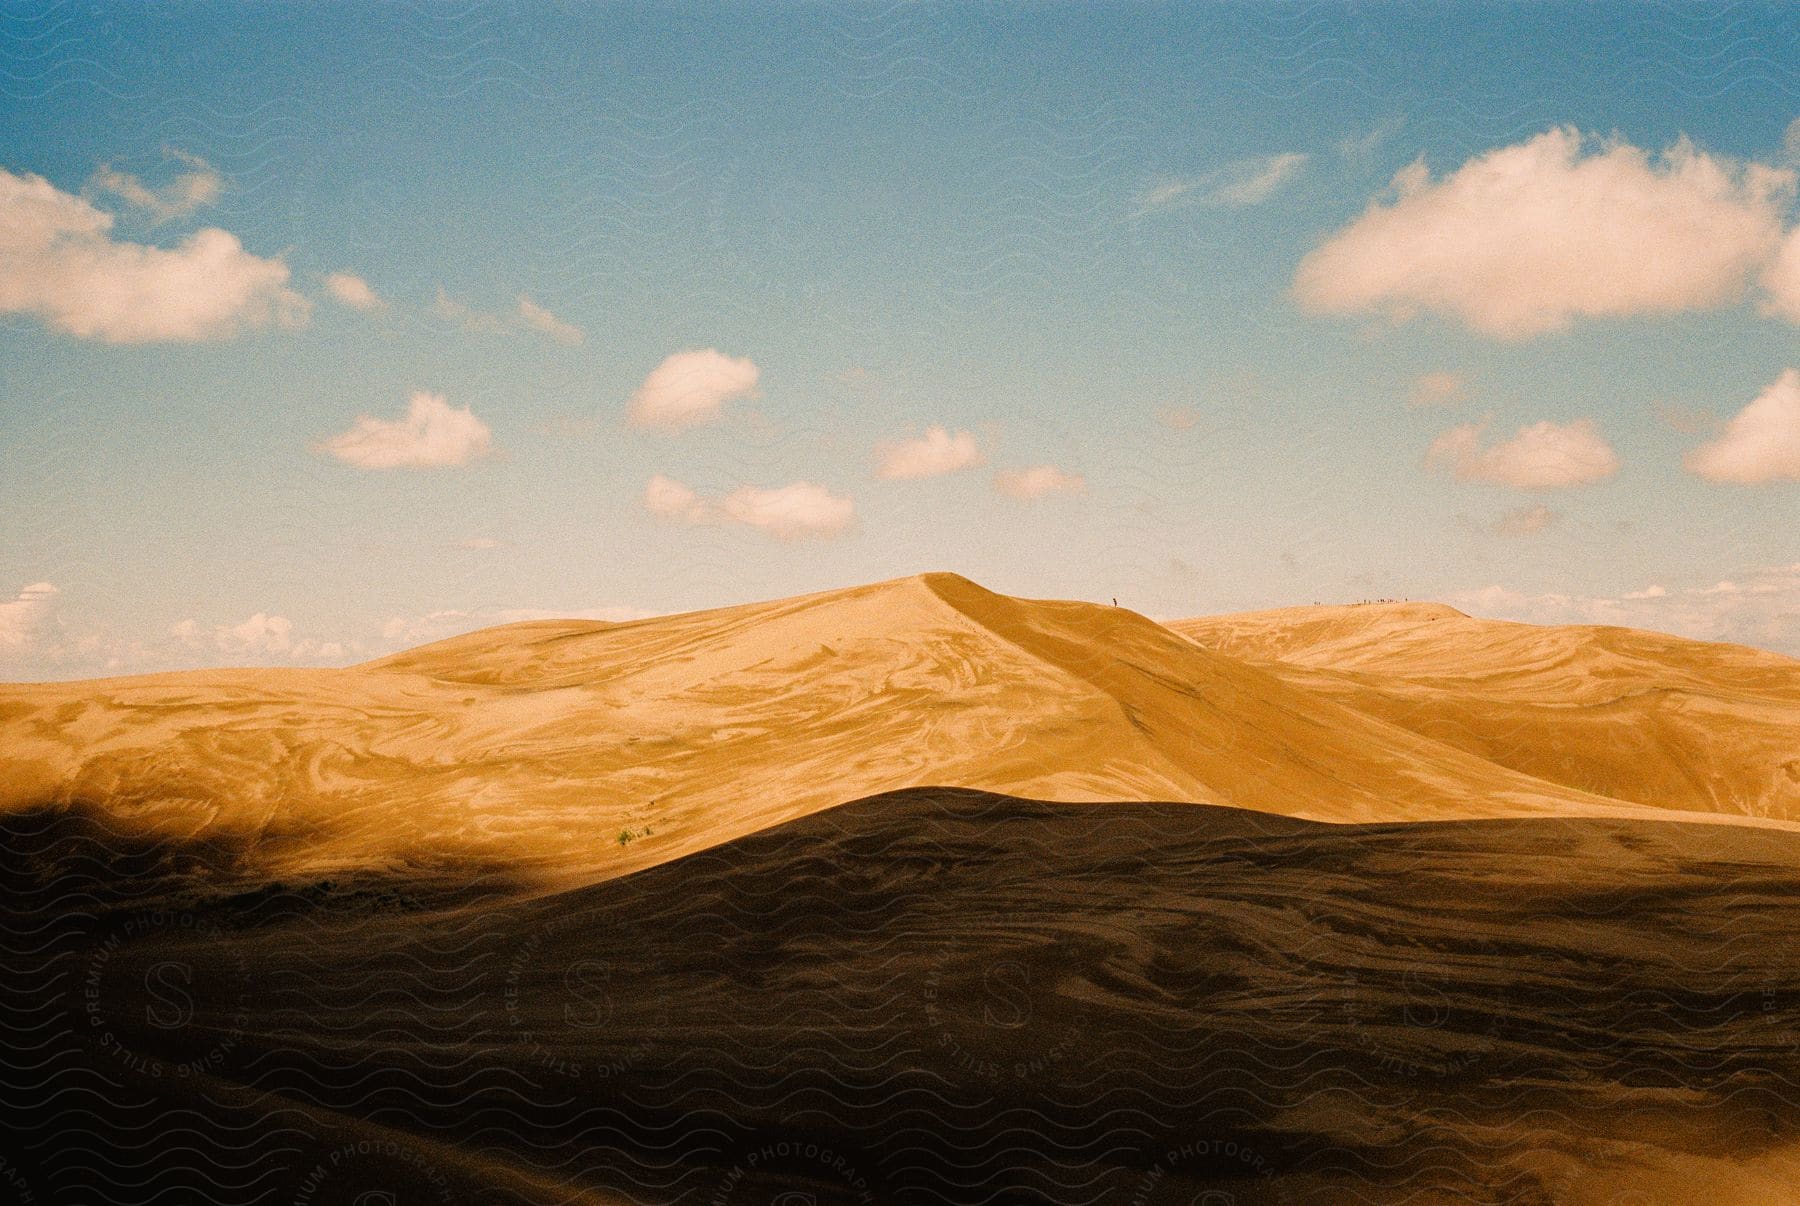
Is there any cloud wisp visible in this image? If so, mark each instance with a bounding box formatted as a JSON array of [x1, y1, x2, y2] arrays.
[[430, 288, 585, 344], [517, 295, 584, 345], [644, 474, 854, 540], [88, 148, 223, 223], [1139, 152, 1309, 213]]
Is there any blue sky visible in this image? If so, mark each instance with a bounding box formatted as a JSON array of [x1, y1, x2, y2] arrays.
[[2, 2, 1798, 677]]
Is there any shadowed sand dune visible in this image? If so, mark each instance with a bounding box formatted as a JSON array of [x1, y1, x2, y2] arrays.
[[7, 788, 1800, 1204], [1167, 603, 1800, 822], [4, 574, 1793, 900]]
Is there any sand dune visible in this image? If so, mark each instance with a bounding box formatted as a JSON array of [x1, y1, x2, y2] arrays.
[[9, 577, 1800, 1204], [1168, 602, 1800, 821], [12, 787, 1800, 1204], [5, 573, 1796, 898]]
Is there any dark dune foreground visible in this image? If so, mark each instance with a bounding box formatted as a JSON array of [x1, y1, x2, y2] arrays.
[[9, 787, 1800, 1205]]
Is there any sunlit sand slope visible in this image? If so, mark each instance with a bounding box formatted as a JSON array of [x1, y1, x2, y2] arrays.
[[3, 575, 1792, 894], [1168, 602, 1800, 821]]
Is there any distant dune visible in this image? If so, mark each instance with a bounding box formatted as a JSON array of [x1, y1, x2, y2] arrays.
[[1169, 602, 1800, 821], [5, 573, 1798, 899]]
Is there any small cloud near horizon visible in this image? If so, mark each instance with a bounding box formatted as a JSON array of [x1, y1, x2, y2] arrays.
[[0, 581, 58, 650], [171, 612, 345, 662], [645, 474, 854, 540], [1449, 562, 1800, 656], [315, 391, 493, 469], [1427, 417, 1618, 489], [875, 425, 985, 479], [628, 349, 761, 432], [994, 464, 1086, 500]]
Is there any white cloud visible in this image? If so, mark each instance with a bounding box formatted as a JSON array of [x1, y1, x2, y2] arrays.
[[644, 475, 854, 540], [88, 148, 222, 223], [1409, 371, 1469, 408], [994, 464, 1087, 500], [1494, 504, 1557, 536], [1427, 418, 1618, 489], [315, 390, 493, 470], [721, 482, 854, 540], [517, 294, 584, 345], [0, 165, 308, 343], [1294, 127, 1796, 339], [627, 348, 761, 431], [427, 288, 582, 344], [1140, 152, 1309, 212], [325, 271, 384, 311], [875, 425, 984, 479], [643, 473, 710, 523], [1447, 562, 1800, 656], [0, 581, 57, 650], [1685, 368, 1800, 484]]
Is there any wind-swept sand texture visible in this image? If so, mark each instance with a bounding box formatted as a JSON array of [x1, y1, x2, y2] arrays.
[[9, 788, 1800, 1204], [5, 574, 1795, 899], [1168, 602, 1800, 821]]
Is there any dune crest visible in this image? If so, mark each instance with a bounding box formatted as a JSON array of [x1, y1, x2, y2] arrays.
[[3, 573, 1795, 895]]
